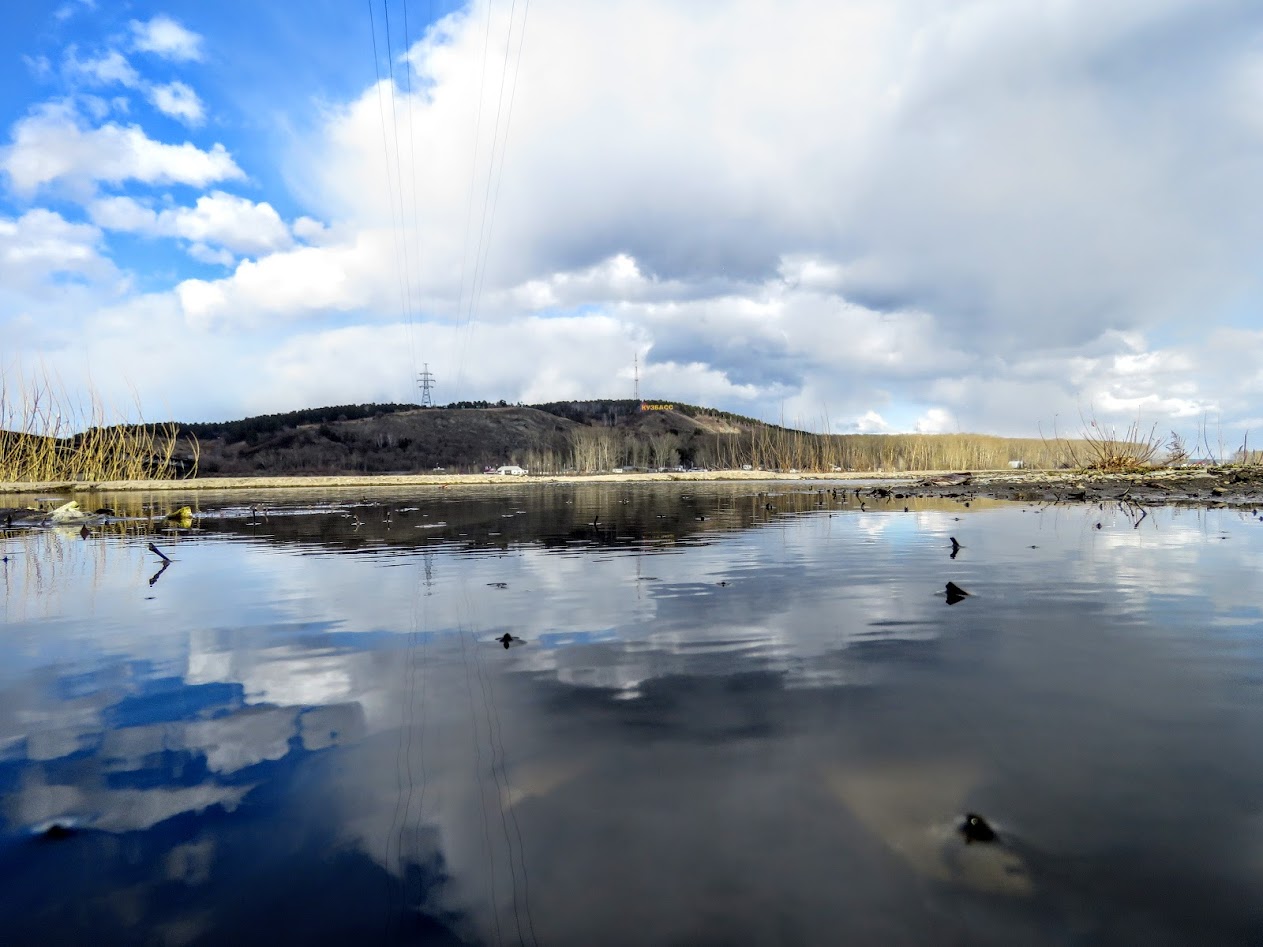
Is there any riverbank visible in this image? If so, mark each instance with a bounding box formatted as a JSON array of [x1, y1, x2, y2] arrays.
[[2, 465, 1262, 506], [0, 469, 942, 494], [901, 466, 1263, 506]]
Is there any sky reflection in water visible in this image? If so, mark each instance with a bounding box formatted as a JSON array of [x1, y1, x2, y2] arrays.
[[1, 484, 1262, 945]]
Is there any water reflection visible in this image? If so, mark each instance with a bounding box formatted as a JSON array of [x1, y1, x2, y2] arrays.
[[1, 485, 1262, 944]]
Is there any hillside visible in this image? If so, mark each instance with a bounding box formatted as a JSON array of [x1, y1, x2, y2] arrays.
[[176, 400, 1070, 477], [186, 405, 575, 475], [183, 400, 755, 476]]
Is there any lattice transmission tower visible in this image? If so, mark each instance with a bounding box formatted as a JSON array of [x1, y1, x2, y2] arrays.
[[417, 363, 436, 407]]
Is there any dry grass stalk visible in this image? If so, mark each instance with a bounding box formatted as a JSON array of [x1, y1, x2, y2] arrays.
[[1041, 412, 1162, 472], [0, 366, 198, 482]]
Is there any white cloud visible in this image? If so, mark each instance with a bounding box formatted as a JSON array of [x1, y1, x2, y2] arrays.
[[54, 0, 94, 23], [289, 0, 1263, 351], [23, 54, 52, 80], [89, 191, 291, 259], [130, 15, 204, 62], [510, 253, 679, 311], [852, 411, 890, 434], [65, 48, 140, 88], [0, 209, 109, 288], [292, 216, 332, 244], [61, 45, 207, 126], [7, 0, 1263, 437], [188, 242, 235, 266], [778, 256, 847, 294], [148, 81, 204, 126], [78, 95, 121, 122], [1, 101, 242, 197], [175, 231, 390, 329], [247, 313, 642, 413], [915, 408, 955, 434]]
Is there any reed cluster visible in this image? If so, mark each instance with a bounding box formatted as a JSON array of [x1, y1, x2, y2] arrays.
[[510, 429, 1076, 474], [696, 429, 1067, 473], [0, 370, 198, 482], [1040, 415, 1162, 472]]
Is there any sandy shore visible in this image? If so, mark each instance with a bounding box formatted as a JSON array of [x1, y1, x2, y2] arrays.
[[2, 466, 1261, 506], [0, 469, 935, 494]]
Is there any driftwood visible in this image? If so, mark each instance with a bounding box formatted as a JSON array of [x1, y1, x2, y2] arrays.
[[916, 472, 974, 487]]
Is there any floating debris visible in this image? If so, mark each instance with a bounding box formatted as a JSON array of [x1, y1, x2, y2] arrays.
[[49, 501, 91, 523], [165, 505, 191, 527], [497, 633, 524, 649], [960, 812, 997, 844], [37, 823, 77, 842], [824, 762, 1031, 895], [949, 537, 962, 558], [917, 472, 974, 487], [945, 581, 970, 605], [147, 542, 172, 563]]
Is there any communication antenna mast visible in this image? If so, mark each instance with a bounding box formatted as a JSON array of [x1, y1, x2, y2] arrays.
[[634, 353, 640, 403], [418, 363, 436, 407]]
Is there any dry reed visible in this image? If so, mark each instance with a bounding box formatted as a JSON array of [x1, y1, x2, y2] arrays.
[[1040, 412, 1162, 472], [0, 367, 198, 482]]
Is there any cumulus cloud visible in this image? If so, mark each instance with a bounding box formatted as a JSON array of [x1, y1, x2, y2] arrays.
[[0, 209, 109, 288], [130, 15, 204, 62], [147, 81, 204, 125], [915, 408, 955, 435], [61, 43, 207, 126], [8, 0, 1263, 437], [188, 243, 236, 266], [852, 411, 890, 434], [509, 253, 705, 311], [246, 314, 643, 413], [89, 191, 291, 258], [174, 230, 395, 329], [1, 101, 242, 197], [292, 216, 332, 245], [268, 0, 1262, 422]]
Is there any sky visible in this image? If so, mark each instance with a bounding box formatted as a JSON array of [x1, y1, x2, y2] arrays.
[[2, 0, 1263, 443]]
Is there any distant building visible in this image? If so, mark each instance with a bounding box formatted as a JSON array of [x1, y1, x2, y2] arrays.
[[497, 465, 527, 476]]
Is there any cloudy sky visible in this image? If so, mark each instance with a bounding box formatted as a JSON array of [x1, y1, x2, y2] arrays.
[[2, 0, 1262, 439]]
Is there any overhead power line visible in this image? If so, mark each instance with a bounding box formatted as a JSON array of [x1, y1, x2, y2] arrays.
[[367, 0, 419, 398], [452, 0, 531, 404]]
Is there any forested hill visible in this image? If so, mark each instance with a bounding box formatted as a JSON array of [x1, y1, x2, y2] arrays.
[[176, 399, 1066, 476]]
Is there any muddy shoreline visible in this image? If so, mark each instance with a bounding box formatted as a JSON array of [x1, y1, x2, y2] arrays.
[[2, 466, 1262, 507], [900, 467, 1263, 507]]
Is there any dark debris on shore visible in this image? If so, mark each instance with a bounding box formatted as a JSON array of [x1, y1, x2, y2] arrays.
[[895, 466, 1263, 509]]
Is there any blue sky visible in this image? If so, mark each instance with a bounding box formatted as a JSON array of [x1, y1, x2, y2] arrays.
[[3, 1, 1263, 445]]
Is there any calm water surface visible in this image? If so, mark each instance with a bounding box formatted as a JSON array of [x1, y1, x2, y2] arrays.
[[2, 483, 1262, 945]]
